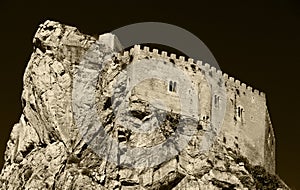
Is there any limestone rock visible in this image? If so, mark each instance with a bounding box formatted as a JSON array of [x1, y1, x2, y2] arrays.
[[0, 20, 290, 190]]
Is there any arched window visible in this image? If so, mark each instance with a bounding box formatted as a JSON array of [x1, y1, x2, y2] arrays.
[[236, 106, 244, 122]]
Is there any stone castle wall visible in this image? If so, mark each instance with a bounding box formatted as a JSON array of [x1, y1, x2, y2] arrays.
[[118, 45, 276, 174]]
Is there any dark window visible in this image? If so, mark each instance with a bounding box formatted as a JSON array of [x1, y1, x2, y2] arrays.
[[214, 95, 219, 108], [173, 82, 177, 92], [169, 81, 173, 91], [169, 81, 177, 92], [236, 106, 244, 121]]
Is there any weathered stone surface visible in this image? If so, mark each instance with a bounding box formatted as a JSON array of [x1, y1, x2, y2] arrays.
[[0, 20, 290, 189]]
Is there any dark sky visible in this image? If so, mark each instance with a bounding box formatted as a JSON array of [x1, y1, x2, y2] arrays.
[[0, 0, 299, 189]]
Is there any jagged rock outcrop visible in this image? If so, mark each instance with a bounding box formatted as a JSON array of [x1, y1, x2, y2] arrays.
[[0, 20, 290, 190]]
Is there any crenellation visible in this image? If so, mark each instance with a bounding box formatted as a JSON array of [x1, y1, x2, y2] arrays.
[[134, 44, 141, 50], [246, 86, 252, 92], [133, 45, 141, 54], [152, 49, 159, 56], [216, 70, 222, 77], [170, 53, 176, 60], [235, 79, 241, 86], [161, 51, 167, 58], [260, 91, 266, 97], [254, 89, 259, 95], [223, 73, 229, 80], [229, 76, 234, 82], [130, 48, 134, 55], [196, 60, 203, 67], [188, 58, 194, 64], [123, 51, 129, 57], [210, 66, 216, 74], [143, 46, 150, 52], [179, 56, 185, 62], [117, 52, 122, 60], [241, 83, 247, 90], [204, 63, 210, 71]]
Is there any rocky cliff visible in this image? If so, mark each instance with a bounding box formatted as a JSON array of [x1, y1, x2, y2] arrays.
[[0, 20, 290, 190]]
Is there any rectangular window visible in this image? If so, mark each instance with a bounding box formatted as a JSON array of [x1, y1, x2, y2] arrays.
[[169, 81, 173, 91], [168, 81, 177, 92], [214, 95, 219, 108], [173, 82, 177, 92]]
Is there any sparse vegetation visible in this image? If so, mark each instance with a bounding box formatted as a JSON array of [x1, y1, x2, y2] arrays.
[[232, 153, 285, 189]]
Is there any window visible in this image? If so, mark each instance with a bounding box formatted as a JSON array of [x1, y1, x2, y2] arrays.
[[169, 81, 173, 91], [237, 107, 241, 117], [214, 95, 220, 108], [236, 106, 244, 121], [168, 81, 177, 92], [173, 82, 177, 92]]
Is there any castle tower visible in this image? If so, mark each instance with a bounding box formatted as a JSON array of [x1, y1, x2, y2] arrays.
[[114, 44, 276, 174]]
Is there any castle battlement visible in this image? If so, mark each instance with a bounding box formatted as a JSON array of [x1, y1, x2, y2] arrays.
[[117, 45, 266, 99]]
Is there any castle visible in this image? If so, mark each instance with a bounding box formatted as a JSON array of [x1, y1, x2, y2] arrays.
[[109, 44, 276, 174], [0, 21, 288, 189], [0, 20, 285, 189]]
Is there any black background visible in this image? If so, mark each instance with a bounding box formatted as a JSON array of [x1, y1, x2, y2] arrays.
[[0, 0, 299, 189]]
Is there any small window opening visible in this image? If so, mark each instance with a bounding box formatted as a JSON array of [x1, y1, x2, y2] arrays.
[[173, 82, 177, 92], [168, 81, 177, 92], [214, 95, 220, 108], [223, 137, 226, 143], [169, 81, 173, 91], [241, 108, 244, 118], [236, 106, 244, 122]]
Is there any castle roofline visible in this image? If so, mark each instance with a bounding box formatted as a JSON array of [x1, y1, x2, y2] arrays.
[[116, 45, 266, 98]]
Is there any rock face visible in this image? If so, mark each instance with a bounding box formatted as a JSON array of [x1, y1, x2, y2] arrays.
[[0, 20, 290, 189]]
